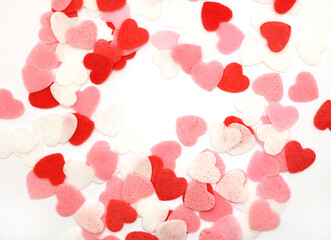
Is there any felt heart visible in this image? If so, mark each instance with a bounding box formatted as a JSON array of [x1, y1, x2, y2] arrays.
[[122, 173, 154, 204], [62, 0, 83, 14], [154, 169, 187, 201], [117, 19, 149, 50], [120, 153, 152, 180], [260, 21, 291, 52], [176, 115, 207, 147], [217, 62, 250, 93], [75, 202, 105, 233], [172, 44, 202, 74], [251, 8, 283, 32], [165, 0, 196, 28], [314, 100, 331, 131], [55, 43, 90, 63], [257, 174, 291, 203], [168, 204, 201, 233], [151, 31, 180, 50], [261, 45, 291, 72], [101, 4, 130, 28], [127, 0, 161, 21], [201, 2, 233, 31], [191, 61, 223, 91], [296, 36, 328, 66], [126, 232, 158, 240], [153, 49, 181, 79], [73, 86, 100, 117], [26, 170, 57, 199], [155, 220, 187, 240], [0, 126, 13, 159], [184, 180, 215, 211], [51, 12, 81, 43], [274, 0, 297, 14], [199, 228, 229, 240], [266, 103, 299, 131], [216, 22, 244, 55], [22, 64, 54, 93], [55, 183, 85, 216], [0, 89, 24, 119], [233, 180, 258, 213], [26, 43, 59, 70], [150, 141, 182, 170], [252, 73, 283, 103], [149, 155, 163, 186], [33, 153, 66, 186], [239, 36, 263, 66], [212, 215, 242, 240], [235, 94, 265, 126], [106, 199, 137, 232], [285, 141, 316, 173], [63, 160, 95, 189], [18, 141, 43, 168], [223, 116, 254, 135], [50, 82, 80, 107], [99, 176, 123, 207], [199, 193, 233, 222], [52, 0, 72, 11], [288, 72, 319, 102], [56, 57, 88, 86], [59, 114, 77, 144], [236, 213, 261, 240], [69, 113, 95, 146], [216, 169, 248, 203], [114, 125, 147, 154], [96, 0, 125, 11], [39, 12, 57, 44], [226, 123, 256, 156], [94, 40, 123, 63], [65, 20, 97, 50], [83, 53, 113, 85], [249, 199, 280, 231], [12, 127, 39, 155]]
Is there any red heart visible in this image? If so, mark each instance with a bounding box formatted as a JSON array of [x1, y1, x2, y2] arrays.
[[223, 116, 254, 134], [53, 0, 83, 15], [274, 0, 296, 14], [113, 52, 136, 70], [201, 2, 233, 31], [154, 169, 188, 201], [83, 53, 113, 85], [260, 21, 291, 53], [94, 40, 123, 63], [33, 153, 66, 186], [285, 141, 316, 173], [217, 62, 250, 93], [106, 199, 137, 232], [126, 232, 158, 240], [117, 19, 149, 50], [314, 100, 331, 131], [96, 0, 126, 11], [28, 84, 59, 109], [69, 113, 95, 146], [148, 155, 164, 186]]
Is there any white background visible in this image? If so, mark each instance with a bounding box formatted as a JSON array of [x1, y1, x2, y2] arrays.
[[0, 0, 331, 239]]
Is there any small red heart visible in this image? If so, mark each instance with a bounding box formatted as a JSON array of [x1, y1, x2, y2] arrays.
[[201, 2, 233, 31], [94, 40, 123, 63], [113, 52, 136, 70], [314, 100, 331, 131], [96, 0, 126, 11], [260, 21, 291, 53], [117, 19, 149, 50], [217, 62, 250, 93], [106, 199, 137, 232], [125, 232, 158, 240], [274, 0, 296, 14], [33, 153, 66, 186], [285, 141, 316, 173], [84, 53, 113, 85], [28, 84, 59, 109], [154, 169, 188, 201], [148, 155, 164, 186], [223, 116, 254, 134], [69, 113, 95, 146]]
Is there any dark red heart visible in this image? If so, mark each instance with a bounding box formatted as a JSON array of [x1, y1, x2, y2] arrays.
[[69, 113, 94, 146], [117, 19, 149, 50], [217, 62, 250, 93], [201, 2, 233, 31], [224, 116, 254, 134], [314, 100, 331, 131], [274, 0, 296, 14], [125, 232, 158, 240], [94, 39, 123, 63], [96, 0, 126, 11], [28, 84, 59, 109], [33, 153, 66, 186], [148, 155, 164, 186], [154, 169, 188, 201], [285, 141, 316, 173], [83, 53, 113, 85], [260, 21, 291, 53], [106, 199, 137, 232]]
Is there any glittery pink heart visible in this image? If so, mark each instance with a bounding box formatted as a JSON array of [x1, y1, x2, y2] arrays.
[[199, 193, 233, 222], [266, 103, 299, 131], [257, 174, 291, 203], [184, 180, 215, 211], [73, 86, 100, 117], [216, 22, 244, 55], [252, 73, 283, 103], [288, 72, 319, 102], [99, 176, 123, 207], [168, 204, 201, 233], [191, 61, 224, 91]]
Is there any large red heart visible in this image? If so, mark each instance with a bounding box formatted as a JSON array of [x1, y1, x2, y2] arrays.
[[260, 21, 291, 53], [106, 199, 137, 232], [33, 153, 66, 186], [96, 0, 126, 12], [274, 0, 296, 14], [117, 19, 149, 50], [217, 62, 250, 93], [28, 84, 59, 109], [126, 231, 158, 240], [94, 40, 123, 64], [154, 169, 188, 201], [285, 141, 316, 173], [314, 100, 331, 131], [69, 113, 95, 146], [201, 2, 233, 31], [83, 53, 113, 85], [148, 155, 164, 186]]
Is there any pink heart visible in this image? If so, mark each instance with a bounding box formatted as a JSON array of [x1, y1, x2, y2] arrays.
[[266, 103, 299, 131], [73, 86, 100, 117], [86, 141, 118, 181], [51, 0, 72, 11], [176, 115, 207, 147], [202, 149, 226, 176], [151, 30, 180, 50], [191, 61, 224, 91], [184, 180, 215, 211], [171, 44, 202, 74], [200, 228, 229, 240], [168, 204, 201, 233], [212, 215, 242, 240], [22, 64, 53, 93], [26, 170, 56, 199], [26, 43, 59, 70], [252, 73, 283, 103], [216, 22, 245, 55], [257, 174, 291, 203], [273, 147, 288, 172], [38, 12, 57, 44], [0, 89, 24, 119], [247, 151, 280, 182], [65, 20, 98, 50], [249, 199, 280, 231], [101, 3, 131, 29], [55, 183, 86, 217], [288, 72, 319, 102], [99, 176, 123, 207], [150, 141, 182, 170], [121, 173, 154, 204]]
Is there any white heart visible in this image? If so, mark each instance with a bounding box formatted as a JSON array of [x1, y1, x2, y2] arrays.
[[227, 123, 256, 156], [234, 179, 258, 213], [16, 140, 43, 168], [156, 220, 187, 240], [74, 202, 105, 234], [56, 57, 88, 86], [296, 36, 328, 66], [250, 8, 282, 32], [63, 160, 95, 189], [51, 12, 80, 43], [165, 0, 196, 28], [50, 82, 80, 107], [59, 114, 78, 144], [64, 228, 84, 240], [13, 127, 39, 154], [114, 125, 147, 154], [261, 45, 291, 72], [120, 153, 152, 180], [83, 0, 100, 17], [153, 50, 181, 79], [209, 123, 242, 153], [56, 43, 91, 63], [240, 36, 263, 66], [235, 95, 265, 126], [127, 0, 161, 21], [0, 126, 13, 159]]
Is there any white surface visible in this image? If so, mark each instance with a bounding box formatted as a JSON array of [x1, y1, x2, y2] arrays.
[[0, 0, 331, 240]]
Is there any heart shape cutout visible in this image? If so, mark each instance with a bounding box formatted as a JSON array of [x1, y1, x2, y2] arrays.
[[199, 193, 233, 222], [201, 2, 233, 31], [73, 86, 100, 117], [314, 100, 331, 131], [26, 170, 57, 199], [184, 180, 215, 211], [260, 21, 291, 52], [212, 215, 242, 240], [0, 89, 25, 119], [257, 174, 291, 203], [274, 0, 297, 14], [266, 103, 299, 131], [216, 22, 244, 55], [252, 73, 283, 103], [172, 44, 202, 74], [55, 183, 85, 216], [168, 204, 201, 233], [288, 72, 319, 102], [29, 84, 59, 109], [150, 141, 182, 170], [249, 199, 280, 231], [176, 115, 207, 147], [22, 64, 54, 93], [63, 160, 95, 189], [65, 20, 97, 50], [69, 113, 95, 146], [96, 0, 126, 11], [83, 53, 113, 85], [200, 228, 229, 240], [117, 19, 149, 50], [191, 61, 223, 91], [75, 202, 105, 233]]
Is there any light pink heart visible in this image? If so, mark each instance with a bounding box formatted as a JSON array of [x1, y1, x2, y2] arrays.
[[257, 174, 291, 203], [200, 228, 229, 240], [99, 176, 123, 207], [151, 30, 180, 50], [101, 3, 131, 29], [212, 215, 242, 240], [252, 73, 283, 103], [26, 170, 56, 199], [150, 141, 182, 170], [38, 12, 57, 44], [176, 115, 207, 147], [51, 0, 71, 11], [65, 20, 98, 50], [82, 214, 106, 240], [171, 44, 202, 74], [249, 199, 280, 231], [288, 72, 319, 102], [22, 64, 53, 93], [191, 61, 224, 91], [26, 43, 59, 70], [0, 89, 24, 119], [168, 204, 201, 233], [216, 22, 245, 55], [202, 149, 226, 176], [184, 180, 215, 211], [266, 103, 299, 131], [73, 86, 100, 117]]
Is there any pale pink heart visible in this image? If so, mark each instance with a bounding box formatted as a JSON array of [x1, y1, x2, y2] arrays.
[[0, 89, 24, 119], [150, 141, 182, 170], [51, 0, 71, 11], [272, 148, 288, 172], [22, 64, 53, 93], [121, 173, 154, 204], [184, 180, 215, 211], [249, 199, 280, 231], [26, 43, 59, 70], [86, 141, 118, 181], [247, 151, 280, 182], [176, 115, 207, 147], [252, 73, 283, 103], [202, 149, 226, 176], [101, 3, 131, 29], [191, 61, 224, 91], [212, 215, 242, 240], [99, 176, 123, 207], [261, 114, 272, 124], [82, 215, 106, 240], [151, 30, 180, 50], [171, 44, 202, 74], [74, 202, 105, 234], [288, 71, 319, 102], [199, 193, 233, 222], [73, 86, 100, 117], [55, 183, 86, 217], [200, 228, 229, 240], [257, 174, 291, 203], [168, 204, 201, 233], [156, 220, 187, 240], [38, 12, 57, 44], [26, 170, 56, 199], [266, 103, 299, 131], [65, 20, 98, 50], [216, 22, 245, 55]]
